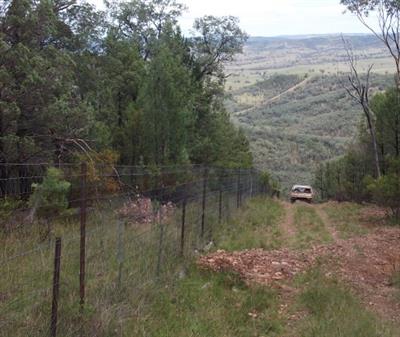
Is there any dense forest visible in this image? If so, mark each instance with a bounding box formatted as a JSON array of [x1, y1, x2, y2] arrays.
[[0, 0, 253, 170]]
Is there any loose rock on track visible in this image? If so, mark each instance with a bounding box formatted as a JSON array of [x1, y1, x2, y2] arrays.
[[198, 227, 400, 322]]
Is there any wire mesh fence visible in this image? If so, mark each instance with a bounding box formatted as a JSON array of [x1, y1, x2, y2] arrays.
[[0, 163, 270, 337]]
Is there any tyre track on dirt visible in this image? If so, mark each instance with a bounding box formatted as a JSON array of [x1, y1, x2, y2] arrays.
[[280, 202, 297, 241], [314, 205, 339, 243]]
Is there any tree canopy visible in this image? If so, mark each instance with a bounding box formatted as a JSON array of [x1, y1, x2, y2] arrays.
[[0, 0, 252, 170]]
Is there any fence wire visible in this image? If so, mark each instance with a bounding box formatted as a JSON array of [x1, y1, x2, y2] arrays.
[[0, 164, 271, 337]]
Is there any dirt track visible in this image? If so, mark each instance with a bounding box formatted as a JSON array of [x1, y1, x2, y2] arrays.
[[280, 202, 297, 240], [198, 202, 400, 323], [234, 77, 310, 117]]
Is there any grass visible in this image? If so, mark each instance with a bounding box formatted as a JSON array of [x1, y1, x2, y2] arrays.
[[2, 197, 398, 336], [293, 267, 398, 337], [214, 197, 285, 251], [0, 197, 205, 337], [132, 268, 283, 337], [323, 203, 369, 239], [391, 271, 400, 289], [292, 204, 332, 249], [390, 270, 400, 304]]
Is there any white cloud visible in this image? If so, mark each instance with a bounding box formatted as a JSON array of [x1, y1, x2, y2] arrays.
[[179, 0, 380, 36], [89, 0, 379, 36]]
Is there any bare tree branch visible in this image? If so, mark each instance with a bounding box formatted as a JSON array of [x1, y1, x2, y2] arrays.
[[341, 36, 382, 177]]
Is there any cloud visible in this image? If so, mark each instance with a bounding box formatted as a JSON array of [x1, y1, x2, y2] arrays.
[[88, 0, 378, 36], [178, 0, 376, 36]]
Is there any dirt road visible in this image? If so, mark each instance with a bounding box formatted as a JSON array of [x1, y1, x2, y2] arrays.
[[234, 77, 311, 117], [199, 201, 400, 324]]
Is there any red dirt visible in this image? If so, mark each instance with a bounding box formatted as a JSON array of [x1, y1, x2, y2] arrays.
[[359, 204, 391, 227], [198, 227, 400, 323]]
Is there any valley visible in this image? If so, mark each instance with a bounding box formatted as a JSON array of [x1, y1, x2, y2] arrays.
[[225, 34, 394, 189]]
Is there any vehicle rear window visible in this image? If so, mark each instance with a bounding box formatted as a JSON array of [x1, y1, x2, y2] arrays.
[[293, 187, 312, 193]]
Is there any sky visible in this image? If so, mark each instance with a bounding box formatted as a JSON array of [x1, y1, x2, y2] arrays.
[[90, 0, 379, 37]]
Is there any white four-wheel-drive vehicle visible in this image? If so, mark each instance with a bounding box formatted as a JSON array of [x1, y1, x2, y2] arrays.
[[290, 185, 314, 204]]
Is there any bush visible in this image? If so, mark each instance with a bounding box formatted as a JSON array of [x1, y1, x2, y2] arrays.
[[260, 171, 281, 197], [29, 167, 71, 219], [367, 159, 400, 221]]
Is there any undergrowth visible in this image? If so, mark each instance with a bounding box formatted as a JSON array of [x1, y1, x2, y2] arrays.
[[130, 268, 283, 337], [292, 205, 332, 249], [323, 203, 368, 239], [214, 197, 284, 251], [293, 267, 398, 337]]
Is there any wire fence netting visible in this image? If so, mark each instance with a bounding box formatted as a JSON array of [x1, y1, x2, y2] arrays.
[[0, 163, 271, 337]]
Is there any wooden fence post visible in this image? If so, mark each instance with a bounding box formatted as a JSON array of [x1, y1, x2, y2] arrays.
[[79, 162, 87, 309], [237, 169, 241, 209], [180, 198, 186, 257], [218, 187, 223, 224], [250, 170, 254, 198], [156, 204, 165, 278], [201, 168, 208, 239], [50, 238, 62, 337], [117, 220, 125, 288]]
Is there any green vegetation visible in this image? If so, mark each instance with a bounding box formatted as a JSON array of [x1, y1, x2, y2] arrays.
[[390, 271, 400, 289], [137, 269, 282, 337], [29, 168, 71, 218], [313, 1, 400, 222], [367, 160, 400, 219], [322, 203, 368, 239], [0, 197, 208, 337], [295, 268, 397, 337], [292, 205, 332, 249], [315, 87, 400, 220], [2, 194, 399, 336], [225, 34, 396, 191], [0, 0, 252, 177], [215, 197, 284, 251], [226, 35, 392, 91], [228, 71, 391, 190]]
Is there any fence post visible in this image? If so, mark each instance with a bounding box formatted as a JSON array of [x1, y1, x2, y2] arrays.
[[237, 169, 241, 209], [156, 204, 164, 278], [180, 198, 186, 257], [201, 167, 208, 239], [50, 238, 62, 337], [250, 170, 254, 198], [117, 220, 125, 288], [79, 162, 87, 310], [218, 186, 222, 224], [129, 166, 133, 187]]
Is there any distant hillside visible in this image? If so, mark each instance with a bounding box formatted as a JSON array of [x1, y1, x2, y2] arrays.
[[226, 34, 392, 89], [225, 35, 394, 190]]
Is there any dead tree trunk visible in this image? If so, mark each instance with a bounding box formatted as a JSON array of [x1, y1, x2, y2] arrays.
[[342, 38, 382, 178]]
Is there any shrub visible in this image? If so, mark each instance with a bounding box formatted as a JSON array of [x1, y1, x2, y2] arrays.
[[367, 159, 400, 221], [260, 171, 281, 197], [29, 167, 71, 219]]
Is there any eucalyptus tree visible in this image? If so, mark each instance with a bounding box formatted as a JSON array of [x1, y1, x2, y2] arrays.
[[192, 15, 248, 81], [108, 0, 186, 60]]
